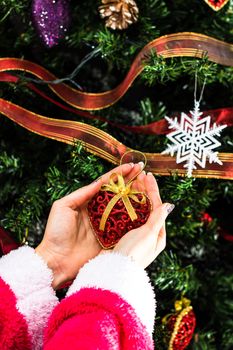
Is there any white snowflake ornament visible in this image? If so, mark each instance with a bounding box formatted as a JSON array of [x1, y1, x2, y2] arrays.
[[162, 101, 227, 177]]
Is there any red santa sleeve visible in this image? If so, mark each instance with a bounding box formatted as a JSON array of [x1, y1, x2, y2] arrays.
[[0, 246, 59, 350], [44, 252, 156, 350]]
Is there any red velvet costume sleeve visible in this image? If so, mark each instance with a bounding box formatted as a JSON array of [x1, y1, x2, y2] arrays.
[[0, 248, 156, 350], [44, 288, 154, 350], [44, 252, 156, 350], [0, 246, 59, 350], [0, 277, 31, 350]]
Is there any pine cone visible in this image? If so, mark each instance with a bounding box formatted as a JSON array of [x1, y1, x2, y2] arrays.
[[99, 0, 139, 30]]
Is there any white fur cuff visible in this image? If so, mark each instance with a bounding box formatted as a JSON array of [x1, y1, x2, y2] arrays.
[[67, 252, 156, 334], [0, 245, 58, 350]]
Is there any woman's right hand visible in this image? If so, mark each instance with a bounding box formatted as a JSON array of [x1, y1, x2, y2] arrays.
[[113, 172, 174, 269]]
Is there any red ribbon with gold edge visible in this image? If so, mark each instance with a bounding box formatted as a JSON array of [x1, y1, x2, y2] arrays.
[[1, 32, 233, 110], [0, 98, 233, 180], [0, 71, 232, 135]]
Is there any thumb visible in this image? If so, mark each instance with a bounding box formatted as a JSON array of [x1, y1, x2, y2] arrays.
[[146, 203, 175, 231], [61, 179, 102, 208]]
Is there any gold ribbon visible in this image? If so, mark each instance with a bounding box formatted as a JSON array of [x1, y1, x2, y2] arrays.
[[99, 173, 146, 231], [162, 296, 192, 324]]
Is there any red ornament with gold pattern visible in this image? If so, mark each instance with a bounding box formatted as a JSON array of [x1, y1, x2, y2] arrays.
[[162, 297, 196, 350], [87, 152, 152, 249]]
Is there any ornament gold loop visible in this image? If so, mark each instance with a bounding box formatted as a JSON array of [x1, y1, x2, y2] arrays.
[[120, 150, 147, 184]]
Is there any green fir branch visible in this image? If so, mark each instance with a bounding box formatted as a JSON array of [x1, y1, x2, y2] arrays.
[[191, 330, 216, 350], [152, 251, 199, 295]]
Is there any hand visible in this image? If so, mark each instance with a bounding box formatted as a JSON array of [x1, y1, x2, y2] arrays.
[[35, 162, 144, 289], [113, 172, 174, 268]]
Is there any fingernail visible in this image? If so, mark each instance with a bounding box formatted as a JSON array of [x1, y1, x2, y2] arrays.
[[142, 170, 146, 175], [147, 172, 153, 176], [138, 161, 144, 169], [129, 162, 134, 167], [165, 203, 175, 214]]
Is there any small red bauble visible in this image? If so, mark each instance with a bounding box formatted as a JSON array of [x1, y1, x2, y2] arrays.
[[87, 190, 151, 249], [201, 212, 213, 224]]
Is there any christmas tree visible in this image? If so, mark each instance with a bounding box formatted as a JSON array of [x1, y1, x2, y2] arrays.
[[0, 1, 233, 349]]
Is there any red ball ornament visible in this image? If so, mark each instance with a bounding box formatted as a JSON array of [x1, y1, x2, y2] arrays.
[[201, 212, 213, 224], [87, 175, 151, 249], [163, 297, 196, 350]]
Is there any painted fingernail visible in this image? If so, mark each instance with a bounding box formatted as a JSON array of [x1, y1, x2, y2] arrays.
[[165, 203, 175, 214], [138, 161, 144, 169]]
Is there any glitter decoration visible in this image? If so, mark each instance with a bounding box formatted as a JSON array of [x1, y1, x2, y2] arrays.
[[162, 297, 196, 350], [32, 0, 70, 48], [88, 189, 151, 249], [162, 101, 227, 177]]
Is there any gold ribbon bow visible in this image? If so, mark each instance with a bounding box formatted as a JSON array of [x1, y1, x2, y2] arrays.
[[99, 173, 146, 231], [162, 297, 192, 325], [174, 297, 191, 312]]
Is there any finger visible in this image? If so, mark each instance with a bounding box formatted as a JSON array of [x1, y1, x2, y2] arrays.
[[154, 225, 166, 257], [144, 173, 162, 210], [98, 162, 144, 187], [144, 202, 175, 233], [98, 163, 135, 185], [131, 171, 146, 192], [123, 162, 145, 184], [60, 163, 135, 208], [141, 224, 166, 269], [145, 173, 161, 204], [58, 181, 101, 208]]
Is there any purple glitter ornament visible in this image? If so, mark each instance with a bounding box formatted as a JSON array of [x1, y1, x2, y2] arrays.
[[32, 0, 70, 48]]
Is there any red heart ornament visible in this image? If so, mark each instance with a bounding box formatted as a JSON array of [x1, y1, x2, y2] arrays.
[[166, 309, 196, 350], [88, 190, 151, 249], [162, 297, 196, 350], [203, 0, 230, 11]]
